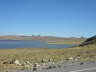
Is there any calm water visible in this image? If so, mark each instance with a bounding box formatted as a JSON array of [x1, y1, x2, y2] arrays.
[[0, 40, 75, 49]]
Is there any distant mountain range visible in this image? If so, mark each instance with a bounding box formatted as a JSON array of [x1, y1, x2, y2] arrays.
[[0, 36, 85, 40], [0, 36, 86, 44]]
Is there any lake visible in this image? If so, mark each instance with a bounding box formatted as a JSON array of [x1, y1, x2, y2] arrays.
[[0, 40, 75, 49]]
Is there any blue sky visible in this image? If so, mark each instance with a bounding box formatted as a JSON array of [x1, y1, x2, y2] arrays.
[[0, 0, 96, 37]]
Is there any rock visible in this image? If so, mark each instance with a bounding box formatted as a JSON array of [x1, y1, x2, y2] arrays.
[[41, 58, 52, 63], [74, 56, 81, 61], [33, 63, 40, 68], [24, 61, 31, 65], [80, 62, 84, 65], [47, 66, 53, 69], [32, 63, 40, 71], [14, 60, 21, 65], [69, 57, 74, 60], [26, 61, 30, 64], [46, 65, 56, 70]]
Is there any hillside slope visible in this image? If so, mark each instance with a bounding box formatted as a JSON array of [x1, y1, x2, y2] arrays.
[[80, 35, 96, 46]]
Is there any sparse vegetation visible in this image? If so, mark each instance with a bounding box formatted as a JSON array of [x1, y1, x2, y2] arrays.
[[0, 43, 96, 71], [0, 35, 96, 72]]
